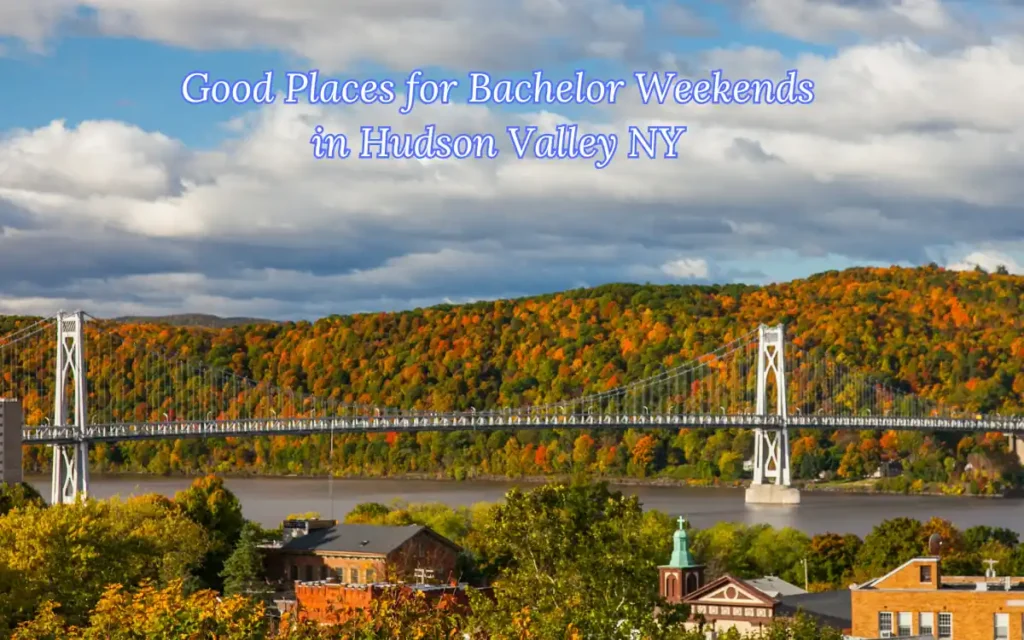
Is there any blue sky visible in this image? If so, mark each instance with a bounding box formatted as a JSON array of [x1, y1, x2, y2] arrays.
[[0, 0, 1021, 319], [0, 3, 835, 147]]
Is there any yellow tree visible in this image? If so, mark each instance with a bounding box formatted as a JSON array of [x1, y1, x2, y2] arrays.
[[0, 497, 208, 634], [12, 580, 266, 640]]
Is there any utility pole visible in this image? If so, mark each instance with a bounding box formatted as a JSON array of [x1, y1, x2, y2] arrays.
[[328, 416, 334, 522], [802, 558, 809, 591]]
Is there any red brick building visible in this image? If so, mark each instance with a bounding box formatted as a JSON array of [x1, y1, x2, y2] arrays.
[[262, 519, 462, 586], [287, 582, 479, 625]]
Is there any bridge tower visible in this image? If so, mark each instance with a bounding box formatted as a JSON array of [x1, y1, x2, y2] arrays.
[[51, 311, 89, 505], [745, 324, 800, 505]]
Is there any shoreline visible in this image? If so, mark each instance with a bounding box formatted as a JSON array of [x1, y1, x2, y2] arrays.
[[24, 469, 1015, 500]]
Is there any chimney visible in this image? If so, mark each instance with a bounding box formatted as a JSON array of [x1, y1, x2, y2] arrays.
[[282, 519, 311, 544]]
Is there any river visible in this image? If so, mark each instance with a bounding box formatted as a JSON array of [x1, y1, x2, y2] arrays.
[[22, 475, 1024, 537]]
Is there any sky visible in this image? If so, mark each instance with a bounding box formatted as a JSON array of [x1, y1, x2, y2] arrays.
[[0, 0, 1023, 320]]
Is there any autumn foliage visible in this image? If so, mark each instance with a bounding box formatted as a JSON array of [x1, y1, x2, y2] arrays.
[[4, 265, 1024, 489]]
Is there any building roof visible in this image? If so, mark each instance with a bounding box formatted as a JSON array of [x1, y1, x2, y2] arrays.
[[682, 574, 778, 608], [855, 557, 939, 590], [777, 590, 851, 628], [279, 523, 458, 556], [747, 576, 807, 598], [662, 517, 701, 569]]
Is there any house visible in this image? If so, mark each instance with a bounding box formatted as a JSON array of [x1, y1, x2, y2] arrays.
[[871, 460, 903, 478], [850, 555, 1024, 639], [657, 518, 851, 636], [261, 519, 462, 586]]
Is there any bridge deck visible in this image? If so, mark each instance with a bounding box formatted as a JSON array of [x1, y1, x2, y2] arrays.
[[21, 413, 1021, 444]]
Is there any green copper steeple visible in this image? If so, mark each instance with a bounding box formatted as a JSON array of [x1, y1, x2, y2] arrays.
[[668, 516, 697, 568]]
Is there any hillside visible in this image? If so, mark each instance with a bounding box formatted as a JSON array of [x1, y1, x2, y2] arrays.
[[112, 313, 276, 328], [5, 265, 1024, 491]]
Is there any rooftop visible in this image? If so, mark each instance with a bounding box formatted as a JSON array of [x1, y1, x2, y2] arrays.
[[855, 556, 1024, 592], [777, 590, 851, 627], [263, 523, 451, 555], [747, 576, 806, 598], [295, 580, 476, 593]]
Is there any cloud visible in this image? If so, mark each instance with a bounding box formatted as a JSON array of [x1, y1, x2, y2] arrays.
[[0, 0, 647, 71], [738, 0, 976, 44], [946, 249, 1024, 274], [661, 258, 711, 279], [2, 37, 1024, 319]]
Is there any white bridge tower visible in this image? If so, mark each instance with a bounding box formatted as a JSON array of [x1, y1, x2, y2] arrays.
[[51, 311, 89, 505], [745, 324, 800, 505]]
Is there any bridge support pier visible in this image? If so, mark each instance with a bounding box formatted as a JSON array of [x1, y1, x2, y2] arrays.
[[745, 324, 800, 506], [51, 311, 89, 505]]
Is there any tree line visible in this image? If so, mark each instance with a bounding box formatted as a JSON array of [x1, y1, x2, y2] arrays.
[[0, 478, 848, 639], [2, 474, 1018, 638]]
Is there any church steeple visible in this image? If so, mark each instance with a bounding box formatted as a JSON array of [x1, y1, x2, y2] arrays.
[[668, 516, 697, 568], [659, 516, 705, 603]]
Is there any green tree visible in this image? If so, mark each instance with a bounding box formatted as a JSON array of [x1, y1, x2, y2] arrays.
[[221, 522, 272, 601], [173, 475, 245, 591], [0, 482, 45, 517], [808, 533, 861, 587], [964, 525, 1019, 552], [856, 518, 923, 578], [467, 482, 687, 639], [344, 503, 392, 523]]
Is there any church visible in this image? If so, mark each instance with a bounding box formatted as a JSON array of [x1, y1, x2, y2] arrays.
[[658, 517, 851, 636]]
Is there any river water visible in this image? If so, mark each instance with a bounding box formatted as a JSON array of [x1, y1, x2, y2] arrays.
[[21, 475, 1024, 537]]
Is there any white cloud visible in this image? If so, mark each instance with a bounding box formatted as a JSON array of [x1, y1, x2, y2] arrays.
[[1, 37, 1024, 318], [661, 258, 710, 280], [947, 249, 1024, 274], [0, 0, 645, 71], [741, 0, 967, 43]]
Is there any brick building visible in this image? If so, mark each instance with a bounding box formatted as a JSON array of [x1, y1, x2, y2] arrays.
[[0, 399, 22, 484], [851, 555, 1024, 639], [262, 519, 462, 586], [657, 518, 850, 636], [286, 582, 480, 625]]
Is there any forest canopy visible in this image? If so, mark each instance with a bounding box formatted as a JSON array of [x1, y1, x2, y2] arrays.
[[4, 265, 1024, 490]]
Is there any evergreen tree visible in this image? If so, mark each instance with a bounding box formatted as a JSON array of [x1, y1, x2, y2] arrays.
[[221, 522, 272, 600]]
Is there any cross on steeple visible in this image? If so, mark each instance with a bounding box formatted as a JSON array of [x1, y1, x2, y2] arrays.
[[677, 516, 686, 530]]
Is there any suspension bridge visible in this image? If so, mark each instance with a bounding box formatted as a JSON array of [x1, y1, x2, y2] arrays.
[[0, 311, 1018, 506]]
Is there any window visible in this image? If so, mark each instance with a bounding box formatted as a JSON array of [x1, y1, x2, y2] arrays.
[[919, 612, 934, 636], [897, 612, 911, 636], [350, 568, 359, 583], [938, 612, 952, 639], [878, 612, 893, 638], [920, 564, 932, 581], [320, 566, 328, 580], [290, 565, 298, 580], [304, 565, 313, 582], [366, 569, 375, 583], [994, 613, 1008, 640]]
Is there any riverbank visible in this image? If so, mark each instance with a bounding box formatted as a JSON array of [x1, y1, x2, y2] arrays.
[[29, 467, 1012, 499]]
